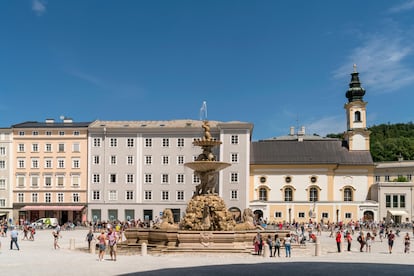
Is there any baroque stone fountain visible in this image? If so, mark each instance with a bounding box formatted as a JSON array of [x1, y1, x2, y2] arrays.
[[123, 120, 284, 253]]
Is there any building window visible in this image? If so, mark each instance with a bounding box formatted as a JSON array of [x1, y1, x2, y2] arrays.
[[177, 174, 185, 184], [72, 143, 80, 152], [19, 131, 25, 136], [393, 195, 398, 208], [127, 174, 134, 184], [375, 175, 380, 182], [45, 193, 51, 203], [231, 135, 239, 145], [93, 174, 100, 183], [110, 138, 118, 147], [45, 144, 52, 152], [259, 188, 267, 201], [46, 131, 52, 136], [354, 111, 361, 122], [284, 188, 293, 202], [110, 155, 117, 165], [18, 193, 24, 203], [92, 190, 101, 200], [72, 175, 80, 187], [161, 190, 169, 201], [32, 143, 39, 152], [0, 199, 5, 207], [385, 175, 390, 182], [144, 190, 152, 200], [58, 143, 65, 152], [17, 176, 25, 187], [230, 172, 239, 183], [126, 191, 134, 200], [57, 193, 64, 203], [345, 213, 352, 219], [109, 174, 117, 183], [162, 156, 169, 165], [93, 156, 100, 165], [0, 147, 5, 155], [162, 138, 169, 147], [309, 187, 318, 202], [177, 190, 184, 201], [177, 155, 184, 165], [57, 159, 65, 168], [31, 159, 39, 169], [0, 160, 5, 169], [72, 159, 80, 169], [0, 179, 5, 189], [73, 131, 80, 136], [231, 153, 239, 163], [145, 156, 152, 165], [231, 190, 238, 200], [177, 138, 184, 147], [274, 212, 282, 218], [344, 188, 353, 201], [127, 156, 134, 165], [45, 159, 52, 168], [44, 176, 52, 187], [109, 190, 117, 200], [18, 144, 25, 152], [31, 176, 39, 187], [310, 176, 317, 183], [127, 138, 135, 148], [73, 193, 80, 202], [57, 176, 64, 187], [407, 174, 412, 181], [93, 138, 101, 147], [145, 138, 152, 147], [298, 212, 305, 218], [32, 131, 39, 136], [59, 131, 65, 136], [400, 195, 406, 208], [161, 174, 169, 184], [18, 159, 25, 168], [322, 212, 329, 218], [193, 174, 200, 184], [144, 174, 152, 184], [32, 193, 38, 203]]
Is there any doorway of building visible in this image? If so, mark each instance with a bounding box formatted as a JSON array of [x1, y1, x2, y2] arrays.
[[363, 210, 374, 222]]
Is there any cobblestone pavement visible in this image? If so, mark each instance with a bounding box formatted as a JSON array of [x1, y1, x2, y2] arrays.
[[1, 228, 413, 276]]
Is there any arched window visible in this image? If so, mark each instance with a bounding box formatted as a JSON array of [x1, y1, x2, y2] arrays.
[[344, 187, 353, 201], [354, 111, 361, 122], [309, 187, 318, 202], [259, 188, 267, 201], [284, 188, 293, 202]]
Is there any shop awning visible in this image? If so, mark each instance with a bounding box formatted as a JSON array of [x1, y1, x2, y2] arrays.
[[387, 210, 408, 216], [20, 205, 85, 211]]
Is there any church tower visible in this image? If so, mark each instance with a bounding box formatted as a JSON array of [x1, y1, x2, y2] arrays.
[[344, 65, 371, 151]]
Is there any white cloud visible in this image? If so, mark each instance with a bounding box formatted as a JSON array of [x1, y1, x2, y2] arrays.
[[32, 0, 47, 16], [388, 0, 414, 13], [306, 115, 346, 136], [333, 34, 414, 94]]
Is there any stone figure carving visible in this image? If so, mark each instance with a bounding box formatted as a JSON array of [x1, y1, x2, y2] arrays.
[[153, 208, 178, 230], [202, 120, 212, 141], [234, 208, 264, 231], [194, 171, 217, 196]]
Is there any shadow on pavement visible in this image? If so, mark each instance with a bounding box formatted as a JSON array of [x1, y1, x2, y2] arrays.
[[121, 262, 414, 276]]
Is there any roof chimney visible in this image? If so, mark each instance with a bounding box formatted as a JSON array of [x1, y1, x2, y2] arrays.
[[290, 126, 295, 136], [298, 126, 305, 136]]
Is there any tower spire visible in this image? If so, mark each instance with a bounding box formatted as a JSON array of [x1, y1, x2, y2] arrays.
[[346, 64, 365, 102]]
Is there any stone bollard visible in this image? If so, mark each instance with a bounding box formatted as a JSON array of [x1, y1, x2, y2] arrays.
[[315, 236, 321, 256], [70, 238, 75, 250], [141, 242, 147, 256], [90, 240, 96, 254], [263, 243, 270, 258]]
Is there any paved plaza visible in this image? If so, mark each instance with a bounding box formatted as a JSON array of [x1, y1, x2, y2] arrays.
[[0, 228, 413, 275]]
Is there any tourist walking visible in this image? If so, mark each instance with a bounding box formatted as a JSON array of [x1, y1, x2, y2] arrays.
[[335, 231, 342, 252], [404, 233, 410, 253], [98, 230, 107, 261], [86, 229, 95, 250], [388, 230, 395, 254], [346, 231, 352, 251], [273, 234, 281, 257], [10, 226, 19, 250], [357, 232, 365, 252], [284, 233, 292, 257], [52, 231, 61, 249], [366, 232, 372, 252]]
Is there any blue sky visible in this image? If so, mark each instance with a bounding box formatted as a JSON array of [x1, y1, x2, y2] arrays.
[[1, 1, 414, 140]]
